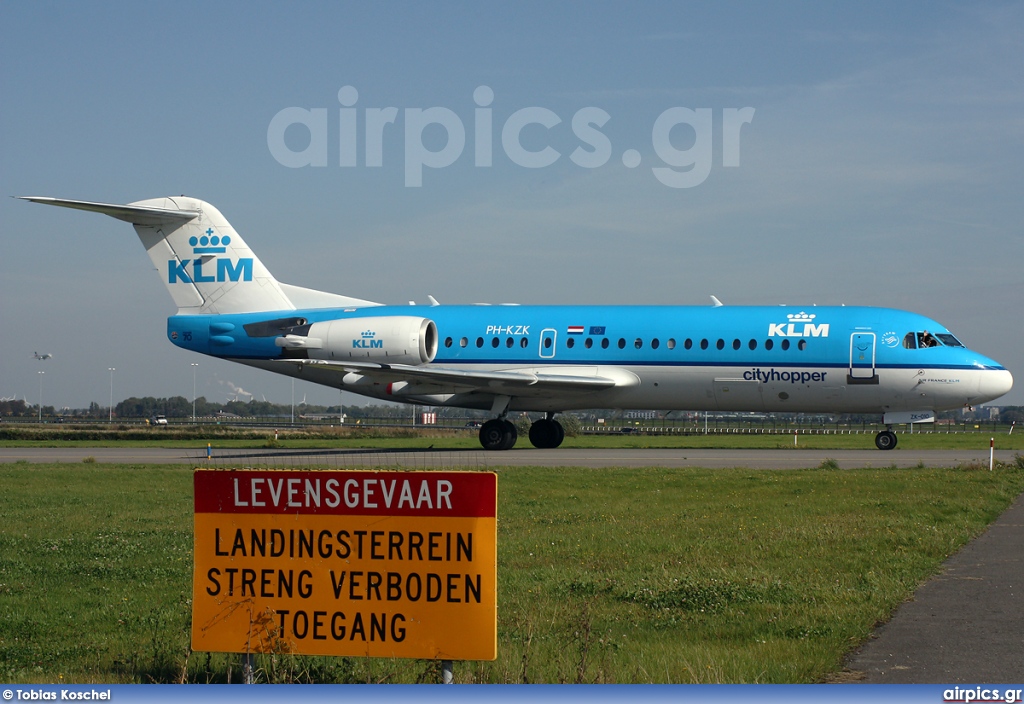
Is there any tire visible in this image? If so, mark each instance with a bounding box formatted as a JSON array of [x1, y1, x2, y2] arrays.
[[480, 419, 518, 450], [552, 420, 565, 448], [500, 420, 518, 450], [875, 431, 897, 451], [480, 419, 507, 450], [529, 419, 565, 449]]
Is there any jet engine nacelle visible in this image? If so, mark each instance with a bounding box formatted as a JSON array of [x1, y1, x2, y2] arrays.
[[299, 316, 438, 365]]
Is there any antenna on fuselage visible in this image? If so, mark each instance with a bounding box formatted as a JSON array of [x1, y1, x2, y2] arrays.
[[710, 295, 724, 307]]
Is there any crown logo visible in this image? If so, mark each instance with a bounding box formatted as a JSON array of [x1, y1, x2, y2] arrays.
[[786, 312, 815, 321], [361, 331, 376, 339], [190, 228, 231, 254]]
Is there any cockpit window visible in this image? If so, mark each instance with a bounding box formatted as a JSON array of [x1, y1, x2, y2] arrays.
[[906, 331, 961, 349]]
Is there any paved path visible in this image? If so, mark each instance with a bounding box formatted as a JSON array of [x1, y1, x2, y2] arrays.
[[844, 491, 1024, 683]]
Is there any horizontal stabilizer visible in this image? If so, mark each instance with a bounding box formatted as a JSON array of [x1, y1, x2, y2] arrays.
[[18, 197, 199, 226]]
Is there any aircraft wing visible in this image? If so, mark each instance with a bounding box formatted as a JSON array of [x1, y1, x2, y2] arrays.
[[276, 359, 636, 397]]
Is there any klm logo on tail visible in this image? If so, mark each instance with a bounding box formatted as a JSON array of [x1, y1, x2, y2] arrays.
[[353, 330, 383, 349], [169, 229, 252, 284], [768, 312, 830, 338], [168, 258, 253, 284]]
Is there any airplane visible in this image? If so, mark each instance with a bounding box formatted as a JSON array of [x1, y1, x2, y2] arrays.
[[20, 195, 1013, 451], [33, 351, 52, 360]]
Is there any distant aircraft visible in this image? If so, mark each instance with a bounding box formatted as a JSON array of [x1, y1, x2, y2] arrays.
[[33, 351, 52, 360], [21, 196, 1014, 451]]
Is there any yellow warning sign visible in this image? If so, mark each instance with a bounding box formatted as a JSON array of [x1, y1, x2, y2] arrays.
[[191, 470, 497, 660]]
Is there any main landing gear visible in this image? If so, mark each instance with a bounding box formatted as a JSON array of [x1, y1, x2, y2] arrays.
[[874, 427, 898, 451], [478, 413, 565, 451]]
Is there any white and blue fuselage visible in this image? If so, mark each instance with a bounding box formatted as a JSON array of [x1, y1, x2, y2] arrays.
[[22, 195, 1012, 450], [166, 304, 1010, 416]]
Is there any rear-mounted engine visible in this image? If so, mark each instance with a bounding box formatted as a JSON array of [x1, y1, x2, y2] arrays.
[[275, 316, 437, 366]]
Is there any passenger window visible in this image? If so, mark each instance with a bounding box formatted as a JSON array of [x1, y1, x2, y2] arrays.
[[491, 337, 499, 348], [476, 337, 484, 348], [651, 338, 660, 350], [798, 339, 807, 351], [765, 339, 773, 351], [716, 339, 725, 350], [544, 337, 552, 349], [634, 338, 643, 349], [601, 338, 609, 349], [732, 339, 741, 350], [748, 339, 757, 350], [781, 339, 790, 351], [685, 338, 693, 350], [444, 337, 453, 348], [585, 338, 593, 349], [567, 338, 575, 349], [506, 337, 514, 348], [460, 337, 468, 348], [667, 338, 676, 350], [521, 337, 529, 348], [618, 338, 626, 349], [700, 339, 708, 350]]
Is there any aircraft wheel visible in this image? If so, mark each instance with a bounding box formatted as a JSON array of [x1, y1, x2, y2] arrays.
[[874, 430, 898, 451], [501, 420, 518, 450], [480, 419, 507, 450], [529, 419, 565, 449], [480, 419, 518, 451]]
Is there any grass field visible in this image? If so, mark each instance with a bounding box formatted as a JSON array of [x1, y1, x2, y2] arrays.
[[2, 461, 1023, 683]]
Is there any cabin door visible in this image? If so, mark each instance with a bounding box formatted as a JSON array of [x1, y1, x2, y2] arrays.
[[848, 332, 877, 381]]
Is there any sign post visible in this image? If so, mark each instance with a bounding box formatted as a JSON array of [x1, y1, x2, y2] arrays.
[[192, 469, 497, 663]]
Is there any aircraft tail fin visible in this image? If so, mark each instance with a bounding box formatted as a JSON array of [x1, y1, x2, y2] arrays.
[[19, 196, 378, 314]]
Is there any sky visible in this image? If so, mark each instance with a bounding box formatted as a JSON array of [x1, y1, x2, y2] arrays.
[[2, 1, 1021, 410]]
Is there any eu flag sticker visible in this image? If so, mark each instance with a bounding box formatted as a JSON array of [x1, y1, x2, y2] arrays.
[[589, 326, 606, 335]]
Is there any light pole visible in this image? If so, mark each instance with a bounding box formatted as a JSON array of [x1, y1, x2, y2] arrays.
[[37, 371, 44, 422], [108, 368, 115, 422], [191, 363, 199, 423]]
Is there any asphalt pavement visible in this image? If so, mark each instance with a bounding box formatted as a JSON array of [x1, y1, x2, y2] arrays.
[[0, 446, 1017, 469], [843, 490, 1024, 683]]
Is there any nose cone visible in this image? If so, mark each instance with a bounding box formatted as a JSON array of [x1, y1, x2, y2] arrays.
[[977, 368, 1013, 402]]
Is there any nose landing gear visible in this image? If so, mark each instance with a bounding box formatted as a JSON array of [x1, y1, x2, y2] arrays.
[[874, 427, 898, 450]]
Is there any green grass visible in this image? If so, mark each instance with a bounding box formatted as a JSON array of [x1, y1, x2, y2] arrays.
[[2, 462, 1022, 683]]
